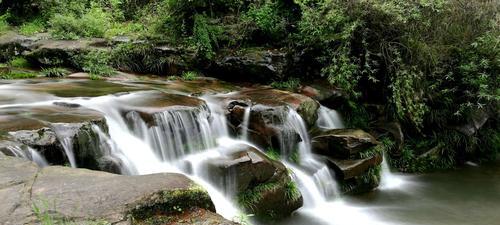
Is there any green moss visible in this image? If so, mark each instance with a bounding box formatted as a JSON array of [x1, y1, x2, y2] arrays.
[[130, 185, 214, 221]]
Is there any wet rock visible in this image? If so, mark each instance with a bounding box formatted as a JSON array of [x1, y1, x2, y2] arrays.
[[312, 129, 378, 159], [324, 154, 383, 180], [0, 156, 228, 225], [207, 146, 285, 193], [0, 104, 114, 171], [205, 145, 303, 219], [210, 48, 288, 83], [219, 88, 319, 149]]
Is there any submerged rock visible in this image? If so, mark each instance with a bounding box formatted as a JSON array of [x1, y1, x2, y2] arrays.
[[312, 129, 378, 159], [0, 156, 233, 225]]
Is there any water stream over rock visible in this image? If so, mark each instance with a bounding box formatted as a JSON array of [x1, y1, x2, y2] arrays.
[[2, 79, 496, 225]]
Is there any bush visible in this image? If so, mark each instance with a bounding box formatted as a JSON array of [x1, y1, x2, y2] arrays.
[[41, 67, 70, 78], [0, 13, 10, 33], [270, 78, 300, 92], [181, 71, 199, 81], [79, 50, 116, 77], [49, 3, 113, 39], [19, 18, 45, 35], [8, 57, 30, 67]]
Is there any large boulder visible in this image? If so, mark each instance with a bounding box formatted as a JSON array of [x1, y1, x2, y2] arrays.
[[312, 129, 378, 159], [0, 156, 235, 225], [210, 48, 289, 83], [217, 88, 319, 150], [204, 145, 303, 219]]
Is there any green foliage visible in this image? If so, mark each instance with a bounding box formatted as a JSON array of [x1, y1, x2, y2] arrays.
[[79, 50, 116, 77], [0, 70, 37, 79], [192, 14, 222, 59], [181, 71, 199, 81], [8, 57, 30, 68], [265, 148, 281, 161], [238, 181, 280, 211], [242, 0, 287, 41], [49, 3, 113, 39], [0, 13, 10, 34], [284, 180, 301, 203], [41, 67, 70, 78], [270, 78, 300, 92], [19, 18, 45, 35]]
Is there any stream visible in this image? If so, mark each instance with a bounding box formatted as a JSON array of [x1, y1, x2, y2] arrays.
[[1, 79, 498, 225]]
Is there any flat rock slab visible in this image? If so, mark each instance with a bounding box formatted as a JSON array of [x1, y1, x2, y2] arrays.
[[0, 156, 227, 225]]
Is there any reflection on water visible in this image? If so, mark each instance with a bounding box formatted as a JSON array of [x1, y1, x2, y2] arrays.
[[275, 160, 500, 225]]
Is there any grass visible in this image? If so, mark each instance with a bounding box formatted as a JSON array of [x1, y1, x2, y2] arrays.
[[0, 71, 38, 79], [181, 71, 199, 81], [270, 78, 301, 92], [238, 181, 281, 211], [265, 148, 281, 161]]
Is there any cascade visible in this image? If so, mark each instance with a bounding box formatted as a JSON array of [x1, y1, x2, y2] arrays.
[[4, 146, 48, 167], [317, 106, 345, 129], [240, 106, 251, 141], [51, 124, 78, 168]]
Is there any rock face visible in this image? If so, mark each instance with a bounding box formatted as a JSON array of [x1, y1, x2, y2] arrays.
[[0, 156, 234, 225], [210, 48, 289, 83], [219, 88, 319, 150], [324, 155, 383, 180], [205, 145, 303, 219], [312, 129, 379, 159]]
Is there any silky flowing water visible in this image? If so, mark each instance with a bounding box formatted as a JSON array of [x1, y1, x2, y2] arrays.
[[1, 80, 498, 225]]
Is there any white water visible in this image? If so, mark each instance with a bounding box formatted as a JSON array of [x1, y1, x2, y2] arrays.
[[240, 106, 251, 141], [317, 106, 345, 129], [1, 81, 405, 224], [4, 146, 49, 167], [380, 154, 407, 190]]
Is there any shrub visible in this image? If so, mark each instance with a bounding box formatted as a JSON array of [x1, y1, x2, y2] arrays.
[[181, 71, 199, 81], [19, 18, 45, 35], [0, 71, 37, 79], [270, 78, 300, 92], [41, 67, 70, 78], [8, 57, 30, 68], [242, 0, 288, 41], [49, 3, 113, 39], [0, 13, 10, 33], [79, 50, 116, 77]]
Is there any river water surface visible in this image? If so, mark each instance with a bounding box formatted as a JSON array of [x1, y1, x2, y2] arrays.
[[277, 160, 500, 225]]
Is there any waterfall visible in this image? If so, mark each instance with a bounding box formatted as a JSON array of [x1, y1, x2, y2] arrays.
[[280, 108, 339, 204], [74, 93, 242, 220], [379, 153, 406, 190], [51, 124, 78, 168], [317, 106, 345, 129], [240, 106, 251, 141]]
